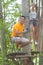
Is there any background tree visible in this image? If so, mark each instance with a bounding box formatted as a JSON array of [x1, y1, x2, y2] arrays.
[[39, 0, 43, 65], [0, 0, 7, 65], [22, 0, 31, 54]]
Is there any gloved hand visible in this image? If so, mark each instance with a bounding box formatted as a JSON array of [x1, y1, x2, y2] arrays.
[[26, 27, 30, 33]]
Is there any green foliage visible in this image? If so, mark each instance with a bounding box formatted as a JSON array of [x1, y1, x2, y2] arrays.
[[4, 0, 21, 24], [0, 0, 22, 65], [3, 0, 16, 8], [31, 41, 35, 51], [31, 0, 33, 3]]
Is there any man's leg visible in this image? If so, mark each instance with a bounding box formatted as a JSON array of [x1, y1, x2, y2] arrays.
[[20, 41, 31, 47], [20, 37, 31, 47], [11, 37, 31, 48], [11, 37, 21, 48]]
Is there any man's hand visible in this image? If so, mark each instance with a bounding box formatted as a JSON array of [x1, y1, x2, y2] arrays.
[[21, 29, 27, 34]]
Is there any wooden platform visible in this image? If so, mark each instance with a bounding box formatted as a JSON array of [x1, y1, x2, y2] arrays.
[[7, 52, 35, 65], [7, 52, 35, 59]]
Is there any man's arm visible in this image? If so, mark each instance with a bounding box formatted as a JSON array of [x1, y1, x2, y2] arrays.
[[14, 29, 21, 34], [14, 29, 27, 34]]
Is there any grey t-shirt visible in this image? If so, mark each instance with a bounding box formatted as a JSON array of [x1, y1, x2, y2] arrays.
[[29, 11, 37, 20]]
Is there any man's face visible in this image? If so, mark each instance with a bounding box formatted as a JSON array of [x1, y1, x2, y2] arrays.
[[20, 17, 25, 24]]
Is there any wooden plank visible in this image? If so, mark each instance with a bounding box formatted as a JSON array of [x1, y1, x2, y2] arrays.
[[31, 51, 40, 55], [7, 52, 36, 60], [15, 55, 35, 58]]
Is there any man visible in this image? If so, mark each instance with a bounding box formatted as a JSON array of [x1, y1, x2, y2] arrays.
[[11, 16, 31, 47]]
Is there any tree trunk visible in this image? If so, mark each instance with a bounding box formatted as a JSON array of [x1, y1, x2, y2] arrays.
[[39, 0, 43, 65], [22, 0, 31, 55], [0, 1, 7, 65]]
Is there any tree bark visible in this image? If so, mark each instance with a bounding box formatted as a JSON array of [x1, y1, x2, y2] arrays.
[[0, 1, 7, 65], [39, 0, 43, 65], [22, 0, 31, 55]]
